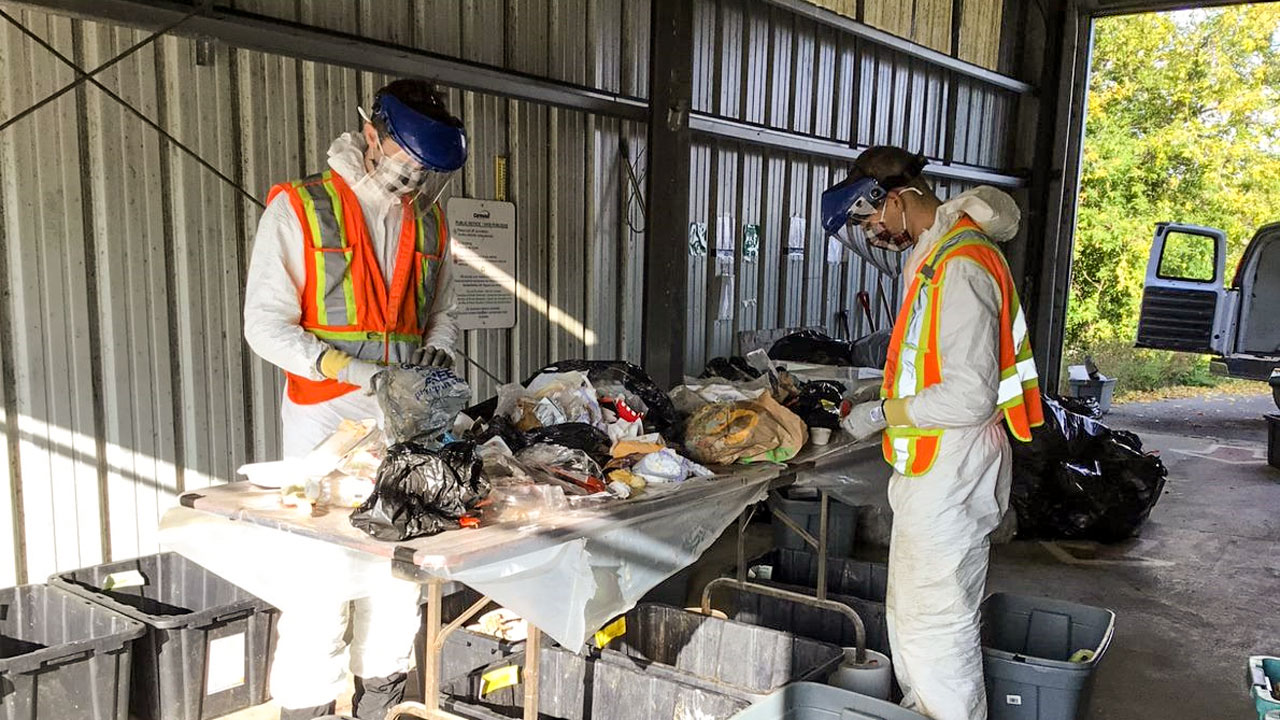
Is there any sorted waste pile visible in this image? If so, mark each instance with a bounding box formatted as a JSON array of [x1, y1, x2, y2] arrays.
[[276, 355, 846, 541]]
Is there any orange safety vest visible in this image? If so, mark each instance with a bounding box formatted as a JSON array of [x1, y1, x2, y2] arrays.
[[881, 215, 1044, 476], [267, 170, 448, 405]]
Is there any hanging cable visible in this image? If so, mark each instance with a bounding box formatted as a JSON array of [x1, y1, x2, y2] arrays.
[[620, 138, 647, 234], [453, 346, 507, 385], [0, 9, 195, 135], [0, 10, 265, 209]]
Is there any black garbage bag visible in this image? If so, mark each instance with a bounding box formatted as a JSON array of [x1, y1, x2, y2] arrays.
[[1009, 396, 1167, 543], [787, 380, 847, 430], [466, 415, 530, 453], [533, 360, 678, 434], [525, 422, 612, 466], [700, 356, 763, 382], [350, 441, 490, 541], [850, 330, 891, 369], [768, 330, 855, 366]]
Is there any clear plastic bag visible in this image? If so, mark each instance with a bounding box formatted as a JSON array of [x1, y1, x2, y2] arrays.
[[377, 365, 472, 446]]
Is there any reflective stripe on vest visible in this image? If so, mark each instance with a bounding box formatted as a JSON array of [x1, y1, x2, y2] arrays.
[[265, 171, 448, 405], [880, 216, 1045, 477]]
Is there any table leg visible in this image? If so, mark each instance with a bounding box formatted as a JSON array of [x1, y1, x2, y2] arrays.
[[736, 508, 748, 583], [423, 579, 443, 715], [817, 491, 829, 601], [523, 625, 541, 720]]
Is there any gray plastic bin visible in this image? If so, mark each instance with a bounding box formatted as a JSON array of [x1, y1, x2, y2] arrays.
[[0, 583, 145, 720], [721, 550, 890, 655], [590, 604, 844, 700], [769, 490, 858, 557], [441, 645, 752, 720], [1067, 378, 1116, 415], [981, 593, 1115, 720], [50, 553, 277, 720], [728, 682, 927, 719]]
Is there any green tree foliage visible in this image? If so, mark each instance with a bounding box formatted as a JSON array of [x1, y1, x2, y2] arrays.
[[1069, 7, 1280, 352]]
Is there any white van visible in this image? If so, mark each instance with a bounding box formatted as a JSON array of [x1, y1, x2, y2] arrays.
[[1136, 222, 1280, 409]]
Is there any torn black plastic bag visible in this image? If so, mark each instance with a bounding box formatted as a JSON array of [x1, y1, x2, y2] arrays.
[[788, 380, 847, 430], [350, 442, 490, 541], [768, 330, 855, 366], [1009, 396, 1168, 543], [525, 422, 612, 466]]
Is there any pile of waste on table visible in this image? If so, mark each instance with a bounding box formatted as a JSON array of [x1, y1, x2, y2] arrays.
[[266, 347, 870, 542]]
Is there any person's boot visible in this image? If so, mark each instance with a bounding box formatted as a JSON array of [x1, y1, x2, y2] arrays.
[[353, 673, 409, 720], [278, 702, 337, 720]]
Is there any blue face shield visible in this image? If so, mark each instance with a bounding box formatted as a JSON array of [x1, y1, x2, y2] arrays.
[[372, 92, 468, 173], [821, 174, 902, 277]]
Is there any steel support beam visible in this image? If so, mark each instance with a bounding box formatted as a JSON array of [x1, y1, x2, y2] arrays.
[[1028, 3, 1094, 391], [761, 0, 1035, 94], [642, 0, 694, 388], [689, 113, 1027, 188], [8, 0, 648, 121]]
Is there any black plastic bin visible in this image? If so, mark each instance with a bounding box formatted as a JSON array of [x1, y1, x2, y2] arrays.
[[590, 603, 843, 700], [0, 583, 145, 720], [49, 552, 277, 720], [442, 645, 752, 720], [715, 549, 890, 655], [981, 593, 1116, 720]]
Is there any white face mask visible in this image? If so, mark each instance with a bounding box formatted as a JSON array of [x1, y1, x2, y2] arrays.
[[358, 138, 452, 203], [863, 187, 922, 252]]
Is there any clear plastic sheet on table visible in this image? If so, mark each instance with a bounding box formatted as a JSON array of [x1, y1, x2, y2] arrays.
[[159, 507, 420, 609], [419, 473, 772, 648]]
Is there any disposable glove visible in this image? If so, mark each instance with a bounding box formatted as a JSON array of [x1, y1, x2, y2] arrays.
[[841, 400, 887, 442], [412, 345, 455, 369], [318, 348, 384, 393]]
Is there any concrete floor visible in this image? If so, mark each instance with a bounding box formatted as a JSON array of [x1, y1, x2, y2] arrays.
[[220, 391, 1279, 719], [985, 392, 1279, 719]]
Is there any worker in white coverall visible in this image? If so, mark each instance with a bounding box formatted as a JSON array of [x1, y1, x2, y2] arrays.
[[822, 146, 1044, 720], [243, 79, 466, 720]]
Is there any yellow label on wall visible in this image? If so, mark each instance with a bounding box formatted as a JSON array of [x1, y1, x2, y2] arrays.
[[480, 665, 520, 696], [594, 616, 626, 648]]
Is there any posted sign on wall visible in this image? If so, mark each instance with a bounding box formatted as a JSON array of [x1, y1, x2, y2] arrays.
[[447, 198, 517, 330]]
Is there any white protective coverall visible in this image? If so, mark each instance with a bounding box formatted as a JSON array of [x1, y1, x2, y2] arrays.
[[885, 186, 1021, 720], [242, 132, 457, 709]]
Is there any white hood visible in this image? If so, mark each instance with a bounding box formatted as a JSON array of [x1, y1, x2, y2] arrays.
[[905, 185, 1021, 275]]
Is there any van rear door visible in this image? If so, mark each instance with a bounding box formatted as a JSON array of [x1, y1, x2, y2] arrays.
[[1135, 223, 1233, 354]]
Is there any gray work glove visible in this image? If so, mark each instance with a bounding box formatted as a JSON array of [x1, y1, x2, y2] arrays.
[[412, 346, 455, 369]]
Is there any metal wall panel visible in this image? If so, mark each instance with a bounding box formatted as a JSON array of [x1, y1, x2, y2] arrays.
[[225, 0, 653, 97], [679, 0, 1017, 373], [0, 2, 646, 584]]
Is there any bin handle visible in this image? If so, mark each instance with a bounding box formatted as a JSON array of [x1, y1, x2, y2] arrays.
[[700, 577, 868, 664], [212, 607, 253, 624]]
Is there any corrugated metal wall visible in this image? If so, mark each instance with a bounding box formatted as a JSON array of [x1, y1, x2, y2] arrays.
[[682, 0, 1013, 370], [0, 0, 650, 585]]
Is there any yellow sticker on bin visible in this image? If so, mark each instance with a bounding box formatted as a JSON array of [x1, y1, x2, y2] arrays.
[[102, 570, 146, 591], [480, 665, 520, 696], [594, 617, 626, 648]]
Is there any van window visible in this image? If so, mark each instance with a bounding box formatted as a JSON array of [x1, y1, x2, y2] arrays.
[[1157, 231, 1216, 282]]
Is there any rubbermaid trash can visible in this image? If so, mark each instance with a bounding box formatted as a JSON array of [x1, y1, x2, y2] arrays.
[[49, 552, 277, 720], [0, 583, 145, 720], [981, 593, 1115, 720], [768, 489, 858, 557]]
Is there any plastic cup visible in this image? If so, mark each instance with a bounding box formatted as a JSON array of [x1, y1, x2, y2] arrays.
[[811, 427, 832, 445]]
